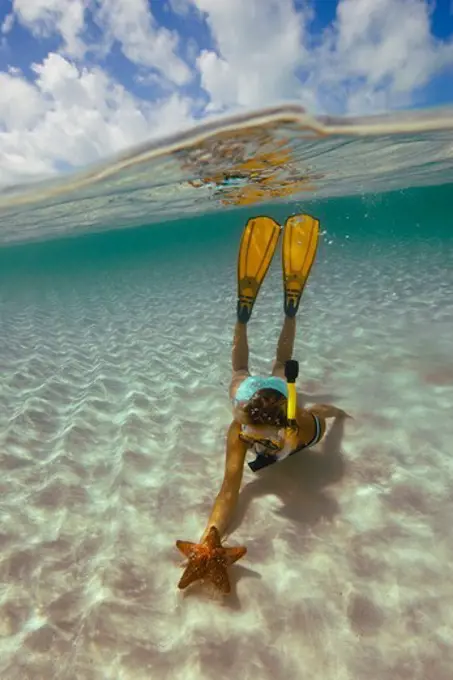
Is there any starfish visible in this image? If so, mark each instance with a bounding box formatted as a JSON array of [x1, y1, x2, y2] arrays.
[[175, 526, 247, 594]]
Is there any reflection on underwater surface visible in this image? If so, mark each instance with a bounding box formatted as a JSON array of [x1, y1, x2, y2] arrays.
[[0, 133, 452, 677], [0, 104, 453, 246]]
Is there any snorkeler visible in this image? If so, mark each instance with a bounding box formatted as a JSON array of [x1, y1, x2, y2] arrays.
[[175, 214, 349, 592], [200, 213, 350, 542]]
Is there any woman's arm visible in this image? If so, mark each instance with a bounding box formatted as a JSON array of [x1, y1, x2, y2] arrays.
[[277, 403, 351, 458], [199, 420, 248, 542]]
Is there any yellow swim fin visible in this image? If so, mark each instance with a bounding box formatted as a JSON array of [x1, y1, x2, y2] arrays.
[[237, 216, 281, 323], [282, 213, 320, 317]]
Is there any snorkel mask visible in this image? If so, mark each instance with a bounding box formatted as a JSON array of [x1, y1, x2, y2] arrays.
[[246, 360, 300, 472]]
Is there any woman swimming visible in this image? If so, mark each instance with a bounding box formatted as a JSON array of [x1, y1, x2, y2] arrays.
[[199, 214, 350, 542], [175, 214, 350, 593]]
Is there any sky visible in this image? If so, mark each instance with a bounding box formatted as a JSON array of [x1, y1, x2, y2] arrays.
[[0, 0, 452, 187]]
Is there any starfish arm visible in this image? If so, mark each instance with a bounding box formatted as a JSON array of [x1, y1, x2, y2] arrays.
[[207, 562, 231, 594], [225, 545, 247, 565], [175, 540, 196, 557], [178, 560, 209, 590], [205, 526, 223, 550]]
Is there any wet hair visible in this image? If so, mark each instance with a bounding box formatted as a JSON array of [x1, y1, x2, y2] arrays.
[[242, 388, 288, 427]]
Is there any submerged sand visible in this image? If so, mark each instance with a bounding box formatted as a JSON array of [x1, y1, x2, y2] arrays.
[[0, 233, 452, 679]]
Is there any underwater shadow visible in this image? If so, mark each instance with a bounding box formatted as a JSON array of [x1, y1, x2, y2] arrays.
[[230, 417, 347, 533], [177, 563, 261, 611]]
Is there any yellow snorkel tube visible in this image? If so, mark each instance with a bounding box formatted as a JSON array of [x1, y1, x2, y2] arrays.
[[285, 359, 299, 428]]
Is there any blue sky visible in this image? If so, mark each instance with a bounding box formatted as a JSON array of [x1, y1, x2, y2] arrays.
[[0, 0, 452, 186]]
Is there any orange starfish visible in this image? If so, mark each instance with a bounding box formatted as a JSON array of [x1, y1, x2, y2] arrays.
[[175, 526, 247, 594]]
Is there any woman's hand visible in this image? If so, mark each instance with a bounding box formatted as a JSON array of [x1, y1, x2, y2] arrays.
[[276, 425, 300, 459], [285, 425, 300, 449]]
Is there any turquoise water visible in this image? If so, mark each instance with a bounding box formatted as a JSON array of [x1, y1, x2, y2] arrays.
[[0, 179, 452, 678], [1, 181, 451, 277]]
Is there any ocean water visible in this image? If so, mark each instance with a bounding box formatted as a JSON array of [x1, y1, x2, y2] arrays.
[[0, 107, 453, 680]]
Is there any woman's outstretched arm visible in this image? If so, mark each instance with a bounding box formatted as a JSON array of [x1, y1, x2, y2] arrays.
[[200, 420, 248, 542]]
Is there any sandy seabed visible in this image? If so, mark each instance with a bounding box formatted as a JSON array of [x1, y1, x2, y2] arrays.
[[0, 234, 452, 680]]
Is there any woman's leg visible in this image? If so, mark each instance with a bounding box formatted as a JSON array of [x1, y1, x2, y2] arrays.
[[271, 213, 319, 378], [229, 321, 250, 400], [229, 215, 281, 400], [271, 315, 296, 379]]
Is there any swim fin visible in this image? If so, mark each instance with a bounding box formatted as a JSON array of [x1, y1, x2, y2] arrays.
[[282, 213, 320, 317], [237, 216, 281, 323]]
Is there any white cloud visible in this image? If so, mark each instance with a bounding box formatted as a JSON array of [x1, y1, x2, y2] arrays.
[[193, 0, 308, 111], [0, 70, 46, 129], [309, 0, 453, 113], [167, 0, 193, 17], [7, 0, 192, 85], [185, 36, 200, 64], [93, 0, 192, 86], [0, 0, 196, 188], [10, 0, 87, 57], [0, 53, 194, 187], [192, 0, 453, 115], [1, 12, 15, 34]]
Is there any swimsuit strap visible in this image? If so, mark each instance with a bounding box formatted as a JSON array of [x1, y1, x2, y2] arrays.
[[290, 414, 323, 455]]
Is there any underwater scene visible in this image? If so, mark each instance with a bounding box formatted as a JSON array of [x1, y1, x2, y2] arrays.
[[0, 106, 453, 679]]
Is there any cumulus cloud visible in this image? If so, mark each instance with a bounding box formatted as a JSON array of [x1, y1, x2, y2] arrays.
[[167, 0, 193, 18], [193, 0, 453, 115], [309, 0, 453, 113], [7, 0, 192, 85], [8, 0, 87, 57], [1, 12, 15, 35], [92, 0, 192, 86], [0, 53, 193, 186], [194, 0, 309, 111]]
